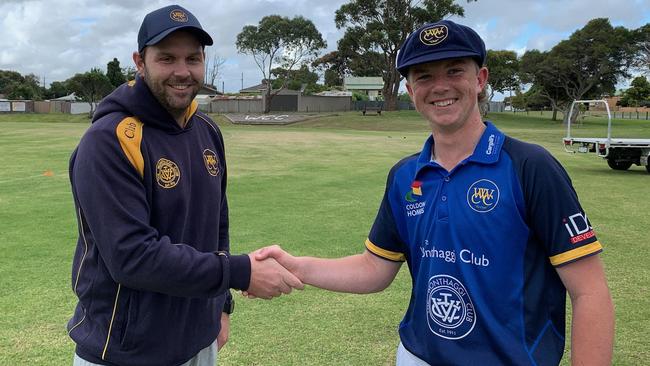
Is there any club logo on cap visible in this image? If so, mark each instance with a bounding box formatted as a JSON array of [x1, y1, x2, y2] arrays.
[[419, 25, 448, 46], [170, 9, 188, 22]]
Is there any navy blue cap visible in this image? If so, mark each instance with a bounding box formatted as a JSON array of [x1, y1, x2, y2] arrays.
[[396, 20, 486, 77], [137, 5, 213, 52]]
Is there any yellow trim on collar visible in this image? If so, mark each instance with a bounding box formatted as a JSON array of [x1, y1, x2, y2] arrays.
[[184, 100, 198, 125]]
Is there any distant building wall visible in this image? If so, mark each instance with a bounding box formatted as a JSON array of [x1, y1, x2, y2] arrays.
[[0, 100, 34, 113], [34, 101, 53, 113], [298, 96, 351, 112], [268, 95, 298, 111], [70, 102, 98, 114], [488, 101, 505, 112], [206, 99, 264, 113]]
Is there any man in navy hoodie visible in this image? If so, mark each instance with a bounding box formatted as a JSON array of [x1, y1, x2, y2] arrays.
[[67, 5, 302, 366]]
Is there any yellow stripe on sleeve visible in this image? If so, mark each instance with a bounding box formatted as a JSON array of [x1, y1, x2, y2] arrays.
[[549, 241, 603, 266], [116, 117, 145, 178], [365, 239, 406, 262]]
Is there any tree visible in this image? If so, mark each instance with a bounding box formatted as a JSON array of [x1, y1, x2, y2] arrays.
[[485, 50, 519, 104], [236, 15, 326, 113], [632, 23, 650, 75], [270, 64, 327, 94], [509, 90, 528, 111], [66, 68, 113, 117], [205, 51, 226, 89], [520, 19, 636, 122], [519, 50, 567, 120], [106, 58, 126, 88], [7, 83, 40, 100], [334, 0, 470, 111], [312, 51, 346, 87], [122, 66, 137, 81], [48, 81, 70, 99], [0, 70, 43, 100], [0, 70, 24, 94], [619, 76, 650, 107], [4, 73, 42, 100]]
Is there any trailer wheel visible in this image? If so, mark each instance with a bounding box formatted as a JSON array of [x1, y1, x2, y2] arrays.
[[607, 159, 632, 170], [646, 164, 650, 174]]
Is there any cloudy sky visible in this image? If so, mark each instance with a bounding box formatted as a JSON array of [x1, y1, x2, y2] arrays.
[[1, 0, 649, 94]]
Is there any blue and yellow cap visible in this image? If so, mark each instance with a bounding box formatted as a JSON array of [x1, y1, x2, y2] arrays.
[[396, 20, 486, 77], [137, 5, 213, 52]]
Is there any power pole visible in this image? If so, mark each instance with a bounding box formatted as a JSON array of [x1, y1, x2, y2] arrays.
[[241, 73, 244, 91]]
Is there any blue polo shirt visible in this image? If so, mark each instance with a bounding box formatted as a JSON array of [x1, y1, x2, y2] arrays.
[[366, 122, 602, 365]]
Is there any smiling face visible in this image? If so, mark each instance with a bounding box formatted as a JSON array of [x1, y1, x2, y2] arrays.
[[133, 30, 205, 122], [406, 58, 488, 133]]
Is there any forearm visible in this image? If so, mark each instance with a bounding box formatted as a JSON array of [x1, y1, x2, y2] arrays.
[[294, 251, 400, 294], [570, 291, 614, 365]]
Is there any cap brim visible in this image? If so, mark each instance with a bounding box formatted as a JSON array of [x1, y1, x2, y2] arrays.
[[398, 50, 482, 76], [143, 26, 213, 50]]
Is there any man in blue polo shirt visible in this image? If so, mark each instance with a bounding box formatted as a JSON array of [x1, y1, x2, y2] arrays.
[[255, 20, 614, 365]]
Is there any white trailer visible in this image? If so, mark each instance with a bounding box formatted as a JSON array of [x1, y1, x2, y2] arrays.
[[563, 99, 650, 173]]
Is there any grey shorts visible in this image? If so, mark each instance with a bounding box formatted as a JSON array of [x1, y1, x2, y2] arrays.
[[396, 341, 430, 366], [73, 339, 218, 366]]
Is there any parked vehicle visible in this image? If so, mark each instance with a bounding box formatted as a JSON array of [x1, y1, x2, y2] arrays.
[[563, 99, 650, 173]]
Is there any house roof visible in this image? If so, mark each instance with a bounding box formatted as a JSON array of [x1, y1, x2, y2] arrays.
[[52, 92, 79, 101], [239, 79, 269, 93], [344, 77, 383, 91], [198, 84, 222, 95], [239, 80, 307, 95]]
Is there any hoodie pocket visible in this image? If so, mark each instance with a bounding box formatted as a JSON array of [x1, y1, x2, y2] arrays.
[[120, 290, 139, 350]]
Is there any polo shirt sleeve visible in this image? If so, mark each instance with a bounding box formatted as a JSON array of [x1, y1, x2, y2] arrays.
[[515, 142, 602, 267], [366, 167, 408, 262]]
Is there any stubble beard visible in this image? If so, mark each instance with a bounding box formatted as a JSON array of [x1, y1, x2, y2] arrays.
[[143, 68, 201, 119]]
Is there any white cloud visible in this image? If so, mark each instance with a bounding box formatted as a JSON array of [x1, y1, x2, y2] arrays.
[[0, 0, 648, 92]]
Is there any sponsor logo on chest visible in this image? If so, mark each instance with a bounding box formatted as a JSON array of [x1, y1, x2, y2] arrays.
[[405, 180, 426, 217], [420, 240, 490, 267]]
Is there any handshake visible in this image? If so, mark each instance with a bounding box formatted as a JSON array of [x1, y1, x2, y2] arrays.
[[245, 245, 303, 300]]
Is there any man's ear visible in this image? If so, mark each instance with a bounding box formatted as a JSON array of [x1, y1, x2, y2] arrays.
[[477, 66, 489, 92], [133, 51, 145, 77], [405, 79, 414, 101]]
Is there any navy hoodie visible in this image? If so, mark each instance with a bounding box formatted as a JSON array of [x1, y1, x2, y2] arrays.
[[67, 76, 251, 366]]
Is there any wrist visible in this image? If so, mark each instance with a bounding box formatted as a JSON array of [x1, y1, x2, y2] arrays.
[[222, 296, 235, 315]]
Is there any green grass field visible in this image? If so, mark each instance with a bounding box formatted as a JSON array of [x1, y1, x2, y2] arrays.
[[0, 111, 648, 365]]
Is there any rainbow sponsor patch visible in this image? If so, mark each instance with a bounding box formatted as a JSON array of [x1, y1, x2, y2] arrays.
[[405, 181, 423, 202], [412, 181, 423, 196]]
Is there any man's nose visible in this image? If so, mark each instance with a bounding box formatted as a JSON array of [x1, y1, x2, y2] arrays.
[[429, 75, 450, 94], [172, 61, 192, 78]]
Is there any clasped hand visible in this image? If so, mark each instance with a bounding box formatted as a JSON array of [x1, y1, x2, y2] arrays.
[[245, 246, 302, 299]]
